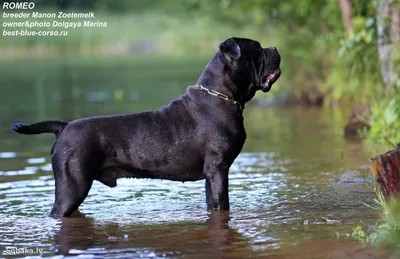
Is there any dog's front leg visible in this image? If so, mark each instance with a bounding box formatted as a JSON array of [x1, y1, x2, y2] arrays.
[[205, 180, 214, 209], [204, 158, 230, 210]]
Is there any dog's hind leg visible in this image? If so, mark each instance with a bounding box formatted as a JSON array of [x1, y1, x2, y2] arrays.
[[50, 152, 97, 218]]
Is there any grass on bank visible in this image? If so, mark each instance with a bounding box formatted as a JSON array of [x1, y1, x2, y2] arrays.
[[353, 186, 400, 249]]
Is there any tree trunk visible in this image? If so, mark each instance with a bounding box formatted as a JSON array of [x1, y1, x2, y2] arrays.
[[389, 0, 400, 43], [338, 0, 352, 33], [376, 0, 399, 89], [370, 146, 400, 196]]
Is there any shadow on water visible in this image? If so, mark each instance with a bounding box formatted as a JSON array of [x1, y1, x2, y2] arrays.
[[0, 55, 392, 258]]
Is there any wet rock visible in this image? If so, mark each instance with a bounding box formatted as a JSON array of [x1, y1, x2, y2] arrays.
[[296, 88, 325, 107], [343, 105, 371, 139]]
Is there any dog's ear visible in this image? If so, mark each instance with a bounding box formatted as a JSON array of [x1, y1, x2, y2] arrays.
[[219, 38, 241, 61]]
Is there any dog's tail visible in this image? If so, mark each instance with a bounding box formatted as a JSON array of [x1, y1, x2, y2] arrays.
[[11, 120, 68, 136]]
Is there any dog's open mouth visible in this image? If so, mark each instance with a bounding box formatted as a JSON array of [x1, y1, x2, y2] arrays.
[[261, 68, 281, 92]]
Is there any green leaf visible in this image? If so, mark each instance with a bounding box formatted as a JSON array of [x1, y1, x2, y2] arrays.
[[385, 103, 398, 124], [366, 17, 374, 28]]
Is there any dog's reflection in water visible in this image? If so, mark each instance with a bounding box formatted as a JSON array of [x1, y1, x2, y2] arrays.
[[55, 211, 250, 258], [55, 211, 95, 255]]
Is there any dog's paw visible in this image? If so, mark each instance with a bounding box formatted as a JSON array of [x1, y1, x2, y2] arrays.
[[12, 121, 22, 132]]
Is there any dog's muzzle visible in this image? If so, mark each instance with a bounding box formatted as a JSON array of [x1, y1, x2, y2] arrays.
[[261, 68, 281, 92], [261, 47, 281, 92]]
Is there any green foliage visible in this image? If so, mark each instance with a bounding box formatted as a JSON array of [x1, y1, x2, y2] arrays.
[[339, 16, 375, 53], [364, 186, 390, 217], [325, 1, 382, 102], [367, 29, 400, 144], [353, 191, 400, 249], [236, 0, 343, 34], [320, 0, 400, 146], [215, 0, 344, 94], [368, 97, 400, 143]]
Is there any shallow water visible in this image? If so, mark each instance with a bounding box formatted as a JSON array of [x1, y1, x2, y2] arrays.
[[0, 56, 387, 258]]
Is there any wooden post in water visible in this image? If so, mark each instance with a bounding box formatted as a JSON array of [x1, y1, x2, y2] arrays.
[[370, 145, 400, 196]]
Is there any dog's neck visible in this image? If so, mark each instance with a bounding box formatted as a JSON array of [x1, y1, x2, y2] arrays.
[[195, 53, 256, 106]]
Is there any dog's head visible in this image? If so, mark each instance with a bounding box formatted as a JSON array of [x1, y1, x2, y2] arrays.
[[219, 37, 281, 94]]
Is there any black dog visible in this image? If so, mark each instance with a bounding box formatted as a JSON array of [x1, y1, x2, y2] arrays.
[[12, 37, 281, 217]]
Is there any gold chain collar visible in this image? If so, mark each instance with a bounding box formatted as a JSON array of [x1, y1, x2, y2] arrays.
[[194, 84, 244, 111]]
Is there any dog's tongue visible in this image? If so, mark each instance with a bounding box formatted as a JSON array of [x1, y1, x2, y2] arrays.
[[267, 70, 278, 79]]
